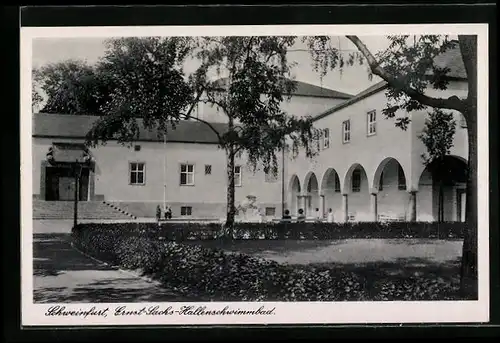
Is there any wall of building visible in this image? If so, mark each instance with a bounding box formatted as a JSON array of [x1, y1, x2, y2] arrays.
[[287, 88, 413, 197], [32, 137, 285, 219], [409, 80, 469, 190], [194, 94, 347, 123]]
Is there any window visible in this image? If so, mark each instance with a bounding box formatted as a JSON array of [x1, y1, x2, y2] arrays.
[[352, 169, 361, 192], [234, 165, 242, 186], [129, 162, 145, 185], [134, 145, 141, 151], [323, 128, 330, 149], [265, 168, 278, 183], [367, 110, 377, 135], [205, 164, 212, 175], [180, 164, 195, 185], [334, 173, 341, 193], [379, 171, 384, 191], [342, 120, 351, 143], [398, 165, 406, 190], [265, 207, 276, 216], [180, 206, 192, 216]]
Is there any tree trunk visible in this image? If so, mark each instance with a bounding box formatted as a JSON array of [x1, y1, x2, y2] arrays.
[[460, 105, 478, 299], [224, 117, 236, 239], [458, 35, 478, 299]]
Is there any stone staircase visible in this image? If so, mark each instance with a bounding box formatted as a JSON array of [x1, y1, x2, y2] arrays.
[[33, 200, 136, 220]]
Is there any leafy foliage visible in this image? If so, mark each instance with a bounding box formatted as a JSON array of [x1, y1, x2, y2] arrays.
[[86, 37, 195, 147], [72, 223, 466, 301], [33, 60, 110, 115], [305, 35, 458, 130], [193, 36, 320, 174], [72, 221, 466, 243], [419, 108, 457, 167]]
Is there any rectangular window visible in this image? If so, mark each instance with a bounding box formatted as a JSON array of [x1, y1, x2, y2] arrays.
[[342, 120, 351, 143], [334, 173, 341, 193], [323, 128, 330, 149], [234, 165, 242, 186], [352, 169, 361, 192], [367, 110, 377, 135], [129, 162, 145, 185], [398, 165, 407, 190], [180, 206, 192, 216], [379, 171, 384, 191], [180, 164, 195, 185], [134, 145, 141, 151], [205, 164, 212, 175], [265, 207, 276, 217]]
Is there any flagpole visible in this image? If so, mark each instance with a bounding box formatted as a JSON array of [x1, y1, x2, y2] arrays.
[[163, 133, 167, 211]]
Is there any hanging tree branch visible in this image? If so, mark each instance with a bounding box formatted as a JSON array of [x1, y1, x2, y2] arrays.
[[346, 35, 466, 112]]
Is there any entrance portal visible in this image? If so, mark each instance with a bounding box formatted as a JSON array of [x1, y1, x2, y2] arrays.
[[45, 165, 90, 201]]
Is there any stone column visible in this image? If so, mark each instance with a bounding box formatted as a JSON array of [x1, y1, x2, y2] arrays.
[[409, 191, 417, 222], [319, 195, 325, 218], [370, 192, 378, 222], [342, 194, 349, 222], [297, 195, 304, 214]]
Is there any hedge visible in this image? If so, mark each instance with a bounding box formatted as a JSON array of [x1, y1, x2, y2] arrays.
[[71, 224, 463, 301], [72, 221, 465, 242]]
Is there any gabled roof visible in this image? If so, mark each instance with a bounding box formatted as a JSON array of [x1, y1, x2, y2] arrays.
[[432, 40, 467, 79], [313, 81, 389, 121], [212, 77, 353, 99], [313, 41, 467, 122], [32, 113, 228, 144]]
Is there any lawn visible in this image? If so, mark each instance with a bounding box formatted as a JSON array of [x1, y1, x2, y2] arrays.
[[188, 238, 466, 300]]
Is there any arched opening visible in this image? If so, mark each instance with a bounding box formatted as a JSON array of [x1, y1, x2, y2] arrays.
[[320, 168, 342, 222], [288, 175, 301, 216], [343, 164, 370, 221], [304, 172, 320, 217], [417, 155, 468, 222], [373, 158, 409, 221]]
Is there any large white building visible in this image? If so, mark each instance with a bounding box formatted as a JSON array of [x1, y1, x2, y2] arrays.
[[32, 43, 469, 222]]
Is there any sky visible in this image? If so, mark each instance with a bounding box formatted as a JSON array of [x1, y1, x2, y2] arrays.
[[32, 36, 391, 96]]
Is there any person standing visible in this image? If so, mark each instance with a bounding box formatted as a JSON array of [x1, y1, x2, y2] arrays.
[[297, 208, 306, 222], [327, 208, 334, 223], [314, 207, 322, 221]]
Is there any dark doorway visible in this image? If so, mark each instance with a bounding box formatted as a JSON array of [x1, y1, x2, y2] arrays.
[[45, 165, 90, 201]]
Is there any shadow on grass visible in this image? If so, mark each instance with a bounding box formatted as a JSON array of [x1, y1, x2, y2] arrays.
[[33, 233, 116, 277], [186, 239, 341, 255], [34, 277, 181, 303], [291, 256, 470, 300]]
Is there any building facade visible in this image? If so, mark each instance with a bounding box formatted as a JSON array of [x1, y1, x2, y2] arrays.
[[32, 80, 352, 220], [32, 47, 470, 222], [285, 79, 468, 223]]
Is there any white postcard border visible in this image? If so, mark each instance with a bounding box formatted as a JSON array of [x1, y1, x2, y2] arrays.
[[21, 23, 490, 326]]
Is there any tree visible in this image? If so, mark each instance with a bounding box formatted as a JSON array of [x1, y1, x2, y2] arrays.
[[188, 36, 319, 234], [306, 34, 478, 297], [35, 36, 319, 236], [32, 59, 111, 115], [419, 109, 457, 223]]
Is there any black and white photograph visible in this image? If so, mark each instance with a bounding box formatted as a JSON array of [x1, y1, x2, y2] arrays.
[[21, 23, 490, 326]]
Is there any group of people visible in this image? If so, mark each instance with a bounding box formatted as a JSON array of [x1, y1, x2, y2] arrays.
[[282, 208, 335, 223], [156, 205, 172, 221]]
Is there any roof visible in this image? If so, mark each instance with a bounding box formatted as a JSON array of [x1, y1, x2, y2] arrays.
[[212, 77, 353, 99], [313, 41, 467, 122], [32, 113, 228, 144], [432, 40, 467, 79], [313, 81, 389, 121]]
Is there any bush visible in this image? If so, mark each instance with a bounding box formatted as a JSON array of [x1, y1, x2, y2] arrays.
[[72, 223, 467, 301], [72, 221, 465, 244]]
